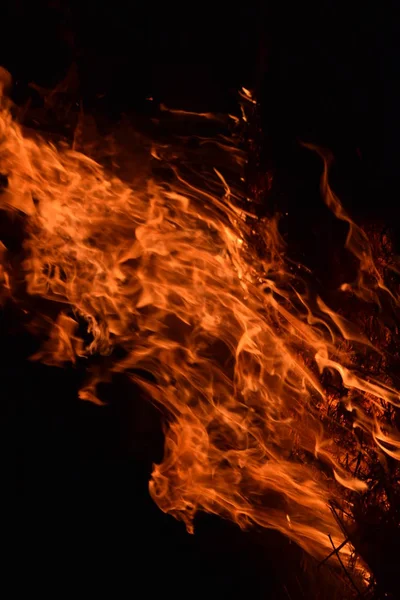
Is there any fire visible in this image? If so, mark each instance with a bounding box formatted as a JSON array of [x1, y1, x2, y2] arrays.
[[1, 75, 399, 577]]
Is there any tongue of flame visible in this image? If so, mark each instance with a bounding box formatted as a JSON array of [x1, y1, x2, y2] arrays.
[[1, 82, 399, 568]]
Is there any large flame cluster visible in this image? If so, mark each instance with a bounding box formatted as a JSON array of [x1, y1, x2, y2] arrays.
[[1, 77, 399, 573]]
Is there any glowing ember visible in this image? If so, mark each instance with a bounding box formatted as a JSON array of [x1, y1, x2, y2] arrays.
[[1, 75, 399, 578]]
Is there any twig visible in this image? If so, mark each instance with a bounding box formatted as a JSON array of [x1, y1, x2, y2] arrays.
[[318, 537, 350, 567], [329, 502, 352, 540], [353, 451, 362, 478], [328, 534, 363, 599]]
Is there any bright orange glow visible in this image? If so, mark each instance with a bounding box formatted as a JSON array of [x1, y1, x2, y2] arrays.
[[1, 80, 399, 576]]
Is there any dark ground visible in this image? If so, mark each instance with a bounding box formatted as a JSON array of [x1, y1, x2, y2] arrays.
[[1, 1, 399, 598]]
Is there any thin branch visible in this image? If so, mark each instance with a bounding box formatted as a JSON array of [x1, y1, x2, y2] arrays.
[[328, 534, 363, 599]]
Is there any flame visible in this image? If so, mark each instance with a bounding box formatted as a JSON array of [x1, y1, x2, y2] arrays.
[[1, 78, 399, 576]]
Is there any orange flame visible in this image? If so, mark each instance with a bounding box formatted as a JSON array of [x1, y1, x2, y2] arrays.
[[1, 81, 399, 574]]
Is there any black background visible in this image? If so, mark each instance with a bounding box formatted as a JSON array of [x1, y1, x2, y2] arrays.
[[1, 1, 399, 597]]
